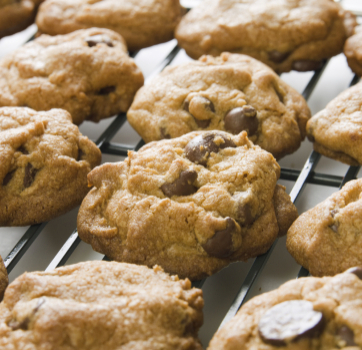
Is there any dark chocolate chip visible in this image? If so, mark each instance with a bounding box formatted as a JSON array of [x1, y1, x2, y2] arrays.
[[224, 106, 258, 136], [184, 133, 236, 166], [268, 50, 290, 63], [77, 148, 84, 161], [8, 318, 30, 331], [346, 266, 362, 280], [202, 217, 236, 258], [24, 163, 38, 188], [259, 300, 325, 346], [85, 35, 114, 47], [292, 60, 323, 72], [3, 169, 16, 186], [238, 203, 254, 226], [97, 86, 116, 95], [160, 127, 171, 139], [161, 170, 198, 197], [337, 326, 356, 346], [17, 145, 28, 154], [195, 118, 211, 128]]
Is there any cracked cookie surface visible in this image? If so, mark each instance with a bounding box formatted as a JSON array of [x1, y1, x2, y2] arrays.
[[287, 179, 362, 277], [175, 0, 356, 73], [36, 0, 183, 52], [0, 261, 204, 350], [0, 255, 8, 302], [306, 83, 362, 166], [77, 131, 298, 280], [128, 53, 311, 160], [0, 28, 144, 125], [208, 268, 362, 350], [0, 107, 101, 226]]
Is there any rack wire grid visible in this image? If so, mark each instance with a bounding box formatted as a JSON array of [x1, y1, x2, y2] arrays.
[[1, 0, 362, 346]]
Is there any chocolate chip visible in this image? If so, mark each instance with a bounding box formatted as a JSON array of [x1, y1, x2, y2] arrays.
[[161, 170, 198, 197], [337, 326, 356, 346], [24, 163, 38, 188], [202, 217, 236, 258], [195, 119, 211, 128], [77, 148, 84, 161], [184, 133, 236, 166], [184, 96, 214, 129], [307, 134, 315, 142], [85, 35, 113, 47], [17, 145, 28, 154], [259, 300, 325, 346], [97, 86, 116, 95], [160, 127, 171, 139], [3, 169, 15, 186], [8, 318, 30, 331], [346, 266, 362, 280], [238, 203, 254, 226], [183, 99, 190, 113], [292, 60, 323, 72], [268, 50, 290, 63], [224, 106, 258, 136]]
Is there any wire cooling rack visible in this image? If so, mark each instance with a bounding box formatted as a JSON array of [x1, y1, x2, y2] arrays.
[[1, 0, 361, 346]]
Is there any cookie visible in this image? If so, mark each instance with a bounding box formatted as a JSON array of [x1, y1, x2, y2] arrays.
[[344, 26, 362, 76], [36, 0, 184, 52], [0, 107, 101, 226], [128, 53, 311, 160], [77, 130, 298, 280], [175, 0, 356, 73], [287, 179, 362, 277], [208, 268, 362, 349], [0, 261, 203, 350], [0, 28, 144, 125], [306, 82, 362, 166], [0, 255, 8, 302]]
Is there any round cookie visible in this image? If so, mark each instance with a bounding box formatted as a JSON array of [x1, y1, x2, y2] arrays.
[[287, 179, 362, 277], [36, 0, 184, 52], [77, 130, 298, 280], [128, 53, 311, 160], [0, 107, 101, 226], [175, 0, 356, 73], [0, 261, 204, 350], [0, 28, 144, 125], [0, 255, 8, 302], [306, 82, 362, 166], [208, 268, 362, 349], [344, 26, 362, 76]]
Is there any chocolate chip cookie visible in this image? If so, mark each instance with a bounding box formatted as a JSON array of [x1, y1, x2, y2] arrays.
[[0, 255, 8, 301], [208, 267, 362, 349], [287, 179, 362, 277], [175, 0, 356, 73], [0, 28, 144, 125], [306, 82, 362, 166], [36, 0, 184, 52], [344, 26, 362, 76], [0, 107, 101, 226], [0, 261, 203, 350], [128, 53, 311, 160], [77, 130, 298, 280]]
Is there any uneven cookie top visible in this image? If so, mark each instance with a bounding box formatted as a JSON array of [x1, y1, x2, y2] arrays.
[[36, 0, 183, 52], [208, 269, 362, 349], [0, 28, 144, 125], [0, 107, 101, 226], [128, 53, 311, 160], [78, 131, 297, 280], [287, 179, 362, 277], [0, 261, 204, 350], [306, 82, 362, 166], [0, 255, 8, 302], [344, 26, 362, 76], [175, 0, 356, 73]]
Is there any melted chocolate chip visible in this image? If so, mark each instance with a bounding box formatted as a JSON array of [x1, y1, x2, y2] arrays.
[[202, 217, 235, 258], [184, 133, 236, 166], [17, 145, 28, 154], [268, 51, 290, 63], [24, 163, 38, 188], [292, 60, 323, 72], [85, 35, 114, 47], [160, 127, 171, 139], [259, 300, 325, 346], [195, 119, 211, 128], [346, 266, 362, 280], [238, 203, 254, 226], [3, 169, 15, 186], [224, 106, 258, 136], [337, 326, 356, 346], [97, 86, 116, 95], [161, 170, 198, 197]]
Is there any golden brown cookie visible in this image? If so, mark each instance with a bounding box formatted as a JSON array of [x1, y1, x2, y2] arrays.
[[77, 130, 298, 280], [36, 0, 184, 52], [287, 179, 362, 277], [0, 261, 204, 349], [344, 26, 362, 76], [128, 53, 311, 160], [306, 82, 362, 166], [208, 268, 362, 349], [0, 28, 144, 125], [0, 255, 8, 302], [0, 107, 101, 226], [175, 0, 356, 73]]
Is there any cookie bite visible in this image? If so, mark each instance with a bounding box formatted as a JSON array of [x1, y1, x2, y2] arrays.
[[78, 131, 298, 280], [0, 255, 8, 301], [175, 0, 356, 73], [0, 107, 101, 226], [0, 28, 144, 125]]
